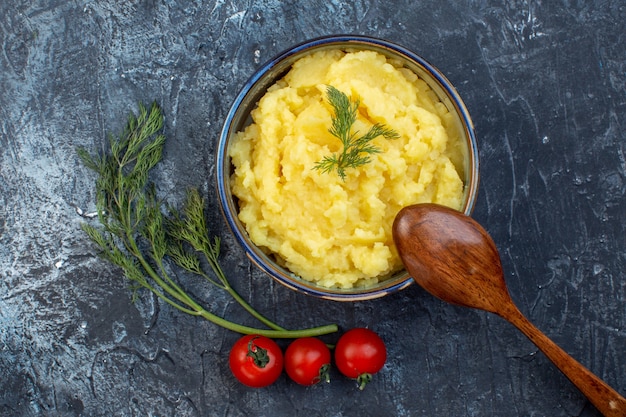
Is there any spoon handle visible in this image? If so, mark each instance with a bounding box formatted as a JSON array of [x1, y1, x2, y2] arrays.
[[501, 304, 626, 417]]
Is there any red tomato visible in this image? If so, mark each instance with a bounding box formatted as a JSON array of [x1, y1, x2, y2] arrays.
[[334, 328, 387, 390], [229, 334, 283, 388], [284, 337, 331, 386]]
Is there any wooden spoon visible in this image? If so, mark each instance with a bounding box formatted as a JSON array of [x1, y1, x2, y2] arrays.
[[392, 203, 626, 417]]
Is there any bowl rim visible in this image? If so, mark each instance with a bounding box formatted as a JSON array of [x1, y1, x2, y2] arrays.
[[216, 34, 480, 301]]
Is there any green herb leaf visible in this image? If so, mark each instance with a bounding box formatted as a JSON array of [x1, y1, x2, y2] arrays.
[[78, 101, 337, 339], [313, 85, 399, 180]]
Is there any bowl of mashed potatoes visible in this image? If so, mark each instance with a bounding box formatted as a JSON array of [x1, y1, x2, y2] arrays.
[[216, 35, 479, 301]]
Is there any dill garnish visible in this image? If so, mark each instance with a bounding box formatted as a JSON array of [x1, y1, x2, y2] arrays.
[[78, 101, 337, 338], [313, 85, 399, 180]]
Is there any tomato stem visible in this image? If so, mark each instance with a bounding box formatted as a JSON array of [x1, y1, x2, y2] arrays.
[[246, 337, 270, 368], [356, 373, 372, 390], [318, 363, 331, 384]]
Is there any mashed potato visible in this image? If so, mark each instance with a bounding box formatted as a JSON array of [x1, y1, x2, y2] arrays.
[[229, 49, 465, 289]]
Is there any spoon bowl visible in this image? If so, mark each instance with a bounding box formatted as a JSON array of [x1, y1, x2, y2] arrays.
[[393, 203, 626, 417]]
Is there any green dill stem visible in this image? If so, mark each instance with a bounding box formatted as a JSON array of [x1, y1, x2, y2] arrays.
[[206, 257, 287, 331], [194, 310, 336, 339], [129, 228, 332, 338], [80, 101, 338, 339], [147, 259, 333, 338], [174, 188, 288, 332], [125, 231, 195, 308], [152, 257, 336, 337]]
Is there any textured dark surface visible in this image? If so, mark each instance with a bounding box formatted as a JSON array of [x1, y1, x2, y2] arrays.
[[1, 1, 625, 416]]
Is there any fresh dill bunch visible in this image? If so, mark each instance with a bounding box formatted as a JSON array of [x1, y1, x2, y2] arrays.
[[78, 101, 337, 338], [313, 85, 399, 180]]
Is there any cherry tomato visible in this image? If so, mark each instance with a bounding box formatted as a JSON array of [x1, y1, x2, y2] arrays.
[[229, 334, 283, 388], [334, 328, 387, 390], [284, 337, 331, 386]]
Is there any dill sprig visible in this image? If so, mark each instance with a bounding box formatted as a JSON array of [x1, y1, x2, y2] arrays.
[[78, 101, 337, 338], [313, 85, 399, 180]]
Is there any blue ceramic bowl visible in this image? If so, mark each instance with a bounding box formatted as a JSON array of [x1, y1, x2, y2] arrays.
[[216, 35, 479, 301]]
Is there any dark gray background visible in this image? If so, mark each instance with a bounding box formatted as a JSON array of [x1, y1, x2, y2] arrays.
[[1, 1, 625, 416]]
